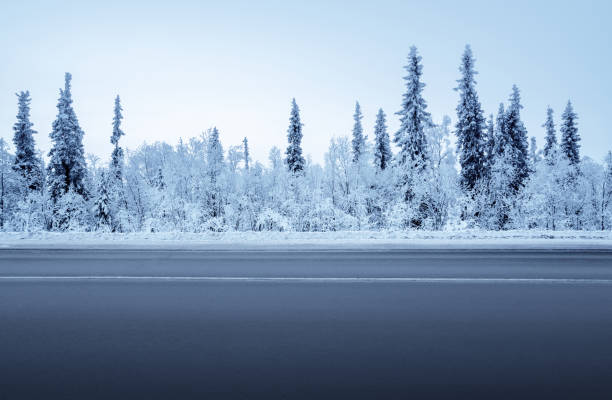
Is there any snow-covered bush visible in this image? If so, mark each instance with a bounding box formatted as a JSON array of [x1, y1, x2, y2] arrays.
[[255, 208, 291, 232], [302, 199, 359, 231], [51, 189, 92, 231]]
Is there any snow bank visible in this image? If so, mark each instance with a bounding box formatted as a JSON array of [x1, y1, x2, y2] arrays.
[[0, 230, 611, 250]]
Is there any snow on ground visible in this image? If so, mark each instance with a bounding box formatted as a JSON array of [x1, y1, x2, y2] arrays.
[[0, 230, 611, 250]]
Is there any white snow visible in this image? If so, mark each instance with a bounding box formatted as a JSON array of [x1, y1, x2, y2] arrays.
[[0, 230, 610, 250]]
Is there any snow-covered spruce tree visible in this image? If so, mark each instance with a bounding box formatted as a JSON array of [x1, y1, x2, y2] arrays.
[[47, 73, 89, 230], [495, 103, 508, 151], [556, 101, 582, 227], [560, 101, 580, 166], [207, 127, 224, 182], [109, 95, 128, 232], [10, 92, 47, 232], [12, 91, 42, 192], [392, 46, 432, 228], [395, 46, 430, 170], [93, 171, 112, 231], [243, 137, 250, 171], [347, 102, 375, 227], [475, 103, 516, 229], [285, 98, 305, 174], [110, 95, 125, 182], [48, 74, 88, 200], [373, 108, 391, 171], [542, 106, 557, 163], [505, 85, 530, 191], [351, 101, 365, 163], [455, 45, 486, 193], [205, 127, 225, 224], [484, 114, 495, 179]]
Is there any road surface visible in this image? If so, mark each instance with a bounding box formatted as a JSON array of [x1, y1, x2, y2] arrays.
[[1, 247, 612, 399]]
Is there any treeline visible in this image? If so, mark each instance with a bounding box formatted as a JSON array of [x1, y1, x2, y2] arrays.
[[1, 46, 611, 232]]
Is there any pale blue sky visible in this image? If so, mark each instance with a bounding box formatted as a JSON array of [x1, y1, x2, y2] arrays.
[[1, 0, 610, 165]]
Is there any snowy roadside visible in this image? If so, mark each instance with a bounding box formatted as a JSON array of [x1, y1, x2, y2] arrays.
[[0, 230, 611, 250]]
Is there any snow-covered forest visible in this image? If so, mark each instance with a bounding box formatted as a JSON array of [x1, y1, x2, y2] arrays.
[[2, 46, 611, 233]]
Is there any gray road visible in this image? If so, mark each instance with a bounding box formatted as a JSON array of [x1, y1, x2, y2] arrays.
[[1, 248, 612, 399]]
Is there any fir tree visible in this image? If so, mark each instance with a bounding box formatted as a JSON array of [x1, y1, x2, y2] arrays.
[[395, 46, 430, 168], [373, 108, 391, 171], [110, 95, 125, 182], [542, 106, 557, 162], [206, 127, 225, 218], [485, 114, 495, 178], [560, 101, 580, 165], [207, 127, 224, 182], [494, 103, 510, 156], [94, 171, 112, 230], [455, 45, 486, 192], [47, 72, 89, 202], [109, 95, 128, 232], [505, 85, 529, 190], [285, 98, 305, 174], [351, 101, 365, 162], [12, 91, 42, 192], [243, 137, 250, 171], [480, 104, 516, 229]]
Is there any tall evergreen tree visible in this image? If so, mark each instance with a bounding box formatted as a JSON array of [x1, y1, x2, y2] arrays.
[[373, 108, 391, 171], [243, 137, 250, 171], [494, 103, 510, 155], [206, 127, 225, 218], [351, 101, 365, 162], [207, 127, 224, 180], [12, 91, 42, 191], [109, 95, 127, 232], [484, 114, 495, 178], [285, 98, 305, 174], [542, 106, 557, 162], [483, 104, 516, 229], [94, 171, 112, 230], [505, 85, 529, 190], [455, 45, 486, 192], [47, 72, 89, 202], [395, 46, 430, 168], [560, 101, 580, 165], [110, 95, 125, 182]]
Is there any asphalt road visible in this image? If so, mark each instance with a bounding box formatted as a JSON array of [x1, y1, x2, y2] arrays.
[[1, 248, 612, 399]]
